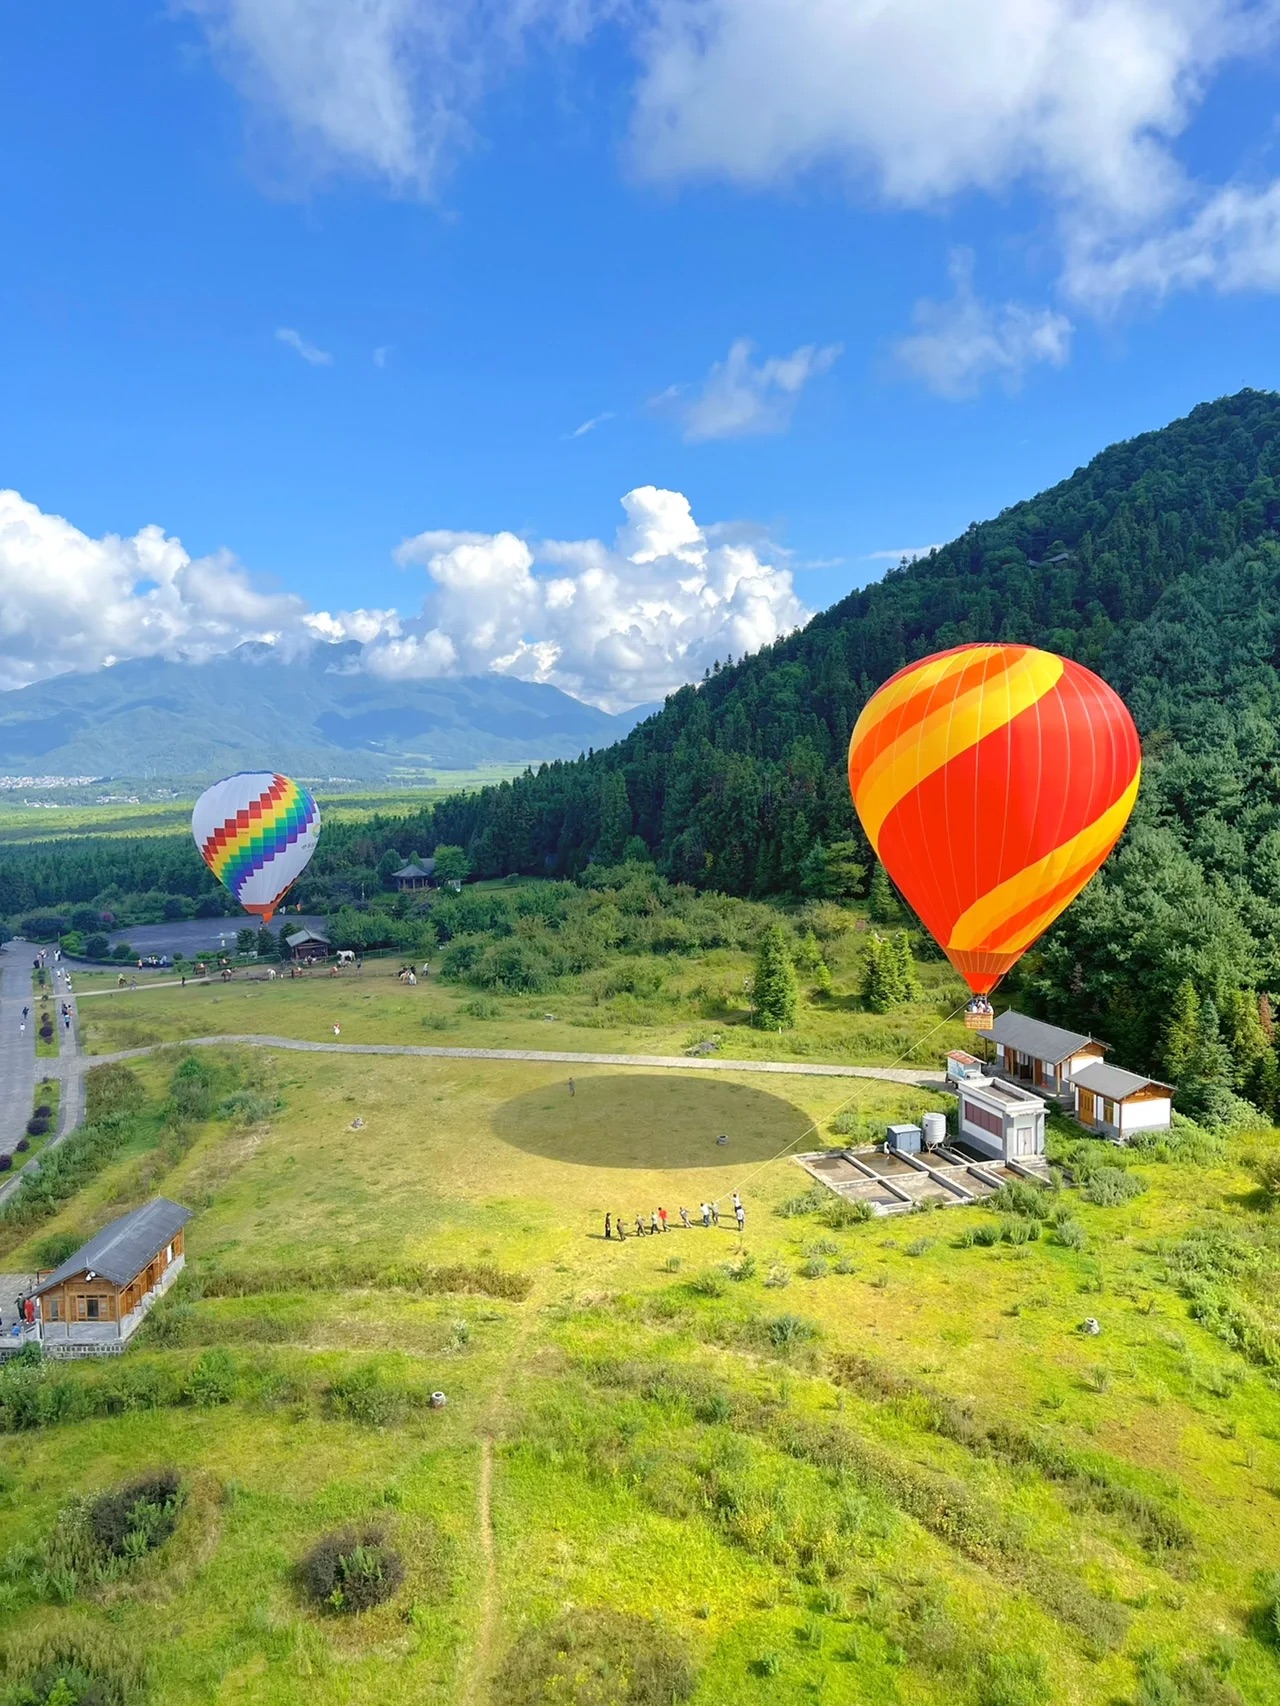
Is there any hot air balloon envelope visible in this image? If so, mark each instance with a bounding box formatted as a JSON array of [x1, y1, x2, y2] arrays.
[[847, 644, 1140, 995], [192, 772, 321, 924]]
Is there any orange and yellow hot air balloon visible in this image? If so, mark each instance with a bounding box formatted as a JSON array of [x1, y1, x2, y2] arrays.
[[847, 644, 1141, 996]]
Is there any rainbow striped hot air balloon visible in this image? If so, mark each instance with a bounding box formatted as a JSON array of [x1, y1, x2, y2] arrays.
[[847, 644, 1141, 995], [192, 772, 321, 924]]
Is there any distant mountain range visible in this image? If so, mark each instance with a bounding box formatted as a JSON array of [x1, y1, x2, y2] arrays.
[[0, 644, 656, 781]]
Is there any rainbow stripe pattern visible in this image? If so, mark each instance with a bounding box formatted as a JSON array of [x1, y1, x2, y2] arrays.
[[847, 644, 1141, 994], [194, 772, 320, 919]]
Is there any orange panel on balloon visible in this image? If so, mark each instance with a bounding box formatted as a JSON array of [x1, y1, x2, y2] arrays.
[[847, 644, 1141, 994]]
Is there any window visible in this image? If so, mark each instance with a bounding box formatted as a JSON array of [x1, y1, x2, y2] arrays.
[[48, 1298, 59, 1321], [86, 1296, 100, 1320], [1102, 1099, 1116, 1124], [165, 1243, 173, 1263], [963, 1099, 1003, 1139]]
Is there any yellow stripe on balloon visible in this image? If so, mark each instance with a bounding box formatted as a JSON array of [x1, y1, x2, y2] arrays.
[[947, 770, 1141, 956], [855, 648, 1063, 847], [849, 645, 1007, 750]]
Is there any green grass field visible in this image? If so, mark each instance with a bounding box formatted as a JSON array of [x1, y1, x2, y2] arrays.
[[3, 953, 1280, 1705], [0, 773, 528, 845]]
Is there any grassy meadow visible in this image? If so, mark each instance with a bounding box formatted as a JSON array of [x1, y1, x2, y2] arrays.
[[2, 990, 1280, 1706]]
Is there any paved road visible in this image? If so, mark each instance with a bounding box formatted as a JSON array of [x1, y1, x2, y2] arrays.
[[0, 939, 36, 1153], [90, 1033, 945, 1087], [0, 940, 84, 1206]]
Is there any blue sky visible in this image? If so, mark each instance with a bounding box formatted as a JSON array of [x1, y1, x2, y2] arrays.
[[2, 1, 1280, 708]]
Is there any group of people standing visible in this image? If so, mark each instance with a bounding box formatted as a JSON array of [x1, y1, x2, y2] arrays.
[[605, 1192, 745, 1241]]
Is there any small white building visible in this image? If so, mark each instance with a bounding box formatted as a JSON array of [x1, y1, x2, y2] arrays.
[[956, 1075, 1047, 1162], [1072, 1062, 1173, 1141], [986, 1011, 1109, 1098]]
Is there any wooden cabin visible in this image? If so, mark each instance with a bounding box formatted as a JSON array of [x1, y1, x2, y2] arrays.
[[284, 927, 331, 963], [31, 1198, 190, 1354], [986, 1011, 1109, 1098], [391, 858, 436, 893], [1072, 1063, 1173, 1141]]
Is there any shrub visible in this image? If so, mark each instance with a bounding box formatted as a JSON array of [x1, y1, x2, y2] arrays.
[[765, 1313, 819, 1349], [462, 996, 501, 1019], [971, 1224, 1001, 1247], [31, 1231, 81, 1269], [0, 1157, 11, 1173], [26, 1115, 50, 1137], [15, 1139, 28, 1154], [216, 1090, 276, 1127], [989, 1180, 1052, 1219], [690, 1271, 725, 1298], [298, 1526, 405, 1614], [1250, 1152, 1280, 1207], [89, 1470, 184, 1558], [0, 1629, 147, 1706], [775, 1186, 827, 1219], [799, 1255, 829, 1279], [326, 1364, 406, 1426], [493, 1607, 697, 1706], [1083, 1167, 1146, 1207], [85, 1064, 145, 1123], [1055, 1217, 1088, 1249], [825, 1198, 873, 1228]]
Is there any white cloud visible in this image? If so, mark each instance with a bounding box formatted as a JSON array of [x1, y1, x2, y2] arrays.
[[181, 0, 597, 194], [0, 486, 807, 712], [373, 345, 391, 368], [275, 326, 333, 365], [0, 489, 385, 691], [568, 411, 615, 438], [380, 484, 810, 709], [1065, 176, 1280, 306], [894, 252, 1073, 399], [661, 338, 842, 440]]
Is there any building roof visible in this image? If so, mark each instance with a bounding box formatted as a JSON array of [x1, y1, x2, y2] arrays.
[[1072, 1061, 1174, 1101], [285, 928, 330, 947], [33, 1198, 191, 1295], [947, 1050, 982, 1067], [988, 1010, 1108, 1064], [964, 1076, 1046, 1111], [393, 859, 436, 879]]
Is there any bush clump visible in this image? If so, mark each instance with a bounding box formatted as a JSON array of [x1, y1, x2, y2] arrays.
[[0, 1157, 11, 1173], [26, 1115, 50, 1137], [1082, 1166, 1146, 1207], [298, 1525, 404, 1614], [0, 1629, 147, 1706], [493, 1607, 697, 1706], [15, 1139, 29, 1154], [89, 1469, 184, 1558]]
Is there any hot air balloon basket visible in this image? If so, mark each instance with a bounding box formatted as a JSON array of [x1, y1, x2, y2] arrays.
[[964, 1012, 996, 1032]]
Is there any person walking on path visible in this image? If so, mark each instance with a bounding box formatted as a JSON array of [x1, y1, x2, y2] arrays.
[[700, 1202, 711, 1228], [679, 1206, 691, 1228], [710, 1201, 720, 1227], [634, 1215, 646, 1239], [568, 1077, 575, 1097], [658, 1207, 668, 1233], [604, 1213, 613, 1241], [735, 1201, 745, 1233], [615, 1215, 625, 1240], [650, 1210, 661, 1235], [333, 1023, 341, 1037]]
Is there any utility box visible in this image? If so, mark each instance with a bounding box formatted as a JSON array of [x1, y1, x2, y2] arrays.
[[886, 1123, 923, 1155]]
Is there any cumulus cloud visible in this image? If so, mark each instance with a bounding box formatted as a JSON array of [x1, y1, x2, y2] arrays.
[[659, 339, 842, 440], [0, 489, 385, 691], [275, 326, 333, 365], [894, 252, 1073, 399], [0, 486, 808, 712], [375, 484, 810, 709]]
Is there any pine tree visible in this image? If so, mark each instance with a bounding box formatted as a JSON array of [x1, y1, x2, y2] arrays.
[[862, 934, 897, 1013], [1162, 980, 1201, 1080], [893, 932, 922, 1001], [1221, 988, 1269, 1086], [753, 925, 800, 1029], [595, 772, 632, 864], [868, 863, 899, 922]]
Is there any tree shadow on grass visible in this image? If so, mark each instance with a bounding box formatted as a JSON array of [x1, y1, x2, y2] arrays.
[[490, 1073, 813, 1170]]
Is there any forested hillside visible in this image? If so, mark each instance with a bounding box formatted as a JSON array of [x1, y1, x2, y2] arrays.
[[7, 389, 1280, 1105]]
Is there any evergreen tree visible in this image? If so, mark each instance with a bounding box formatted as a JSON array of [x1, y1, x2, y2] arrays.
[[1247, 1048, 1280, 1121], [862, 934, 898, 1013], [753, 924, 800, 1029], [1221, 988, 1269, 1086], [893, 932, 922, 1001], [595, 772, 632, 864], [867, 863, 899, 923], [1162, 980, 1201, 1080]]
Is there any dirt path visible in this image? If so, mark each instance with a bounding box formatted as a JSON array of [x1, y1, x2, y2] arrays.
[[462, 1436, 499, 1706], [88, 1033, 944, 1087]]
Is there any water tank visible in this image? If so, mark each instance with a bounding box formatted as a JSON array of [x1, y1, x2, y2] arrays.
[[922, 1112, 947, 1151]]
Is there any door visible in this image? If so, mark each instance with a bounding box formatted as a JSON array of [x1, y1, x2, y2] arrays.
[[1079, 1089, 1096, 1125]]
